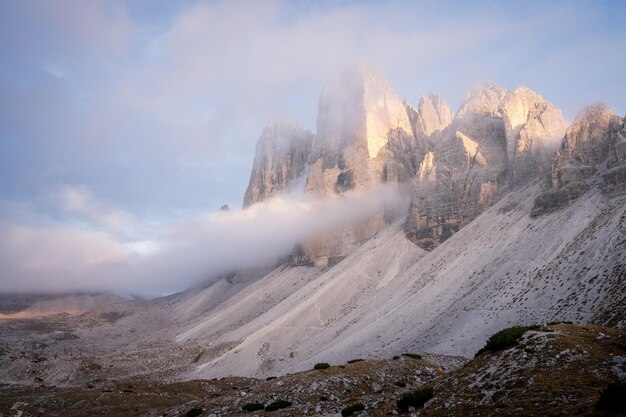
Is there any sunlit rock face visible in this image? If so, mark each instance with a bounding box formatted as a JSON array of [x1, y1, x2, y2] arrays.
[[243, 74, 571, 258], [499, 87, 569, 185], [407, 93, 454, 138], [243, 119, 313, 207], [405, 83, 568, 250], [302, 69, 422, 263], [532, 105, 626, 215]]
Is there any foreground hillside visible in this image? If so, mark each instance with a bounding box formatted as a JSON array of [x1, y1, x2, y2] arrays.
[[1, 324, 624, 416]]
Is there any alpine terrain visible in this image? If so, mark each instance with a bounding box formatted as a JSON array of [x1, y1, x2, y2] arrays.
[[1, 69, 625, 416]]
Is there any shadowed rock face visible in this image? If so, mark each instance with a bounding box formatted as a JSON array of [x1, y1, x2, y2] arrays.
[[532, 104, 626, 216], [243, 119, 313, 207], [405, 83, 568, 250]]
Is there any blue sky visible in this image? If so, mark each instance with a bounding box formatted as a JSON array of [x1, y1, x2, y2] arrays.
[[0, 0, 625, 293]]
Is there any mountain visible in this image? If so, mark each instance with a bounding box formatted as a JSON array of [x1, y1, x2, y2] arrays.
[[1, 70, 624, 394], [243, 119, 313, 207]]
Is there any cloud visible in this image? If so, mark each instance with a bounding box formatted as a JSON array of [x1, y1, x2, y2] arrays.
[[56, 185, 134, 235], [0, 184, 410, 295]]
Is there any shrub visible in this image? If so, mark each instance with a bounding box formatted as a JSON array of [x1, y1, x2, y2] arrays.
[[266, 376, 277, 381], [341, 403, 365, 416], [401, 353, 422, 360], [393, 381, 406, 387], [314, 362, 331, 370], [595, 382, 626, 411], [392, 355, 400, 360], [242, 402, 264, 411], [546, 321, 573, 326], [186, 408, 203, 417], [475, 325, 540, 357], [347, 358, 364, 364], [397, 387, 434, 411], [265, 400, 292, 411]]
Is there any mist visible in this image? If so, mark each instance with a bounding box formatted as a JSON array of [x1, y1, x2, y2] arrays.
[[0, 185, 410, 296]]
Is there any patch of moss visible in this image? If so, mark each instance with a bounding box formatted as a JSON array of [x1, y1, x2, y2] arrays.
[[242, 402, 264, 411], [397, 387, 434, 411], [265, 400, 292, 411], [341, 403, 365, 416], [475, 325, 540, 357], [314, 362, 331, 370]]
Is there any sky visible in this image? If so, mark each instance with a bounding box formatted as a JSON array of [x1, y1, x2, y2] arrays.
[[0, 0, 625, 295]]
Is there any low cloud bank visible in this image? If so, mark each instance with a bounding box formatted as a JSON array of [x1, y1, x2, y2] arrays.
[[0, 184, 410, 296]]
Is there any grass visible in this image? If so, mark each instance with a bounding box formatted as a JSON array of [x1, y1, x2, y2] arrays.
[[397, 387, 434, 411], [265, 400, 292, 411], [242, 402, 264, 411], [401, 353, 422, 360], [475, 325, 540, 357], [314, 362, 331, 370], [341, 403, 365, 416]]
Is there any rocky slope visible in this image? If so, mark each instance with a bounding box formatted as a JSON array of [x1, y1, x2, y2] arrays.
[[2, 324, 623, 417]]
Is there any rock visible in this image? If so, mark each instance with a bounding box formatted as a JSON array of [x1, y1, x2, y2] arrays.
[[532, 105, 626, 215], [243, 118, 313, 207], [405, 82, 567, 250], [371, 382, 382, 393]]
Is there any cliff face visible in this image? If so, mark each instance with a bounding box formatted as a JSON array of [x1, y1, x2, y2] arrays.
[[243, 74, 571, 257], [532, 105, 626, 215], [405, 83, 568, 250], [302, 69, 420, 262], [242, 119, 313, 207]]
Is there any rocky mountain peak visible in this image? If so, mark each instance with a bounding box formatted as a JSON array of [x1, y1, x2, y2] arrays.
[[408, 93, 454, 137], [242, 119, 313, 207], [457, 82, 507, 117], [532, 104, 625, 216]]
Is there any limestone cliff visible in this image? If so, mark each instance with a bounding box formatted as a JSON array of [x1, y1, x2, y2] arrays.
[[243, 119, 313, 207], [405, 83, 568, 250], [532, 104, 626, 215]]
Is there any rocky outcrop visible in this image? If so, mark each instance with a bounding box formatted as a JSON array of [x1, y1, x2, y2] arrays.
[[532, 105, 626, 216], [243, 75, 570, 255], [406, 93, 453, 138], [301, 69, 421, 263], [499, 87, 569, 185], [243, 119, 313, 207], [405, 83, 568, 250]]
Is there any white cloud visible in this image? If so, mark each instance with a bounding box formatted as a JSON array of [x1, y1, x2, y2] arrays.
[[0, 185, 410, 295]]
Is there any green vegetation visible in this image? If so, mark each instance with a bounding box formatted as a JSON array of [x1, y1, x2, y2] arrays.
[[546, 321, 573, 326], [393, 381, 407, 387], [595, 382, 626, 412], [314, 362, 331, 370], [341, 403, 365, 416], [347, 358, 364, 364], [265, 400, 292, 411], [401, 353, 422, 360], [397, 387, 434, 411], [242, 402, 265, 411], [475, 325, 541, 357], [392, 355, 400, 360], [265, 376, 276, 381], [186, 408, 203, 417]]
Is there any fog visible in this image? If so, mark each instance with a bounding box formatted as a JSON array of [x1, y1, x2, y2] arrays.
[[0, 185, 410, 295]]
